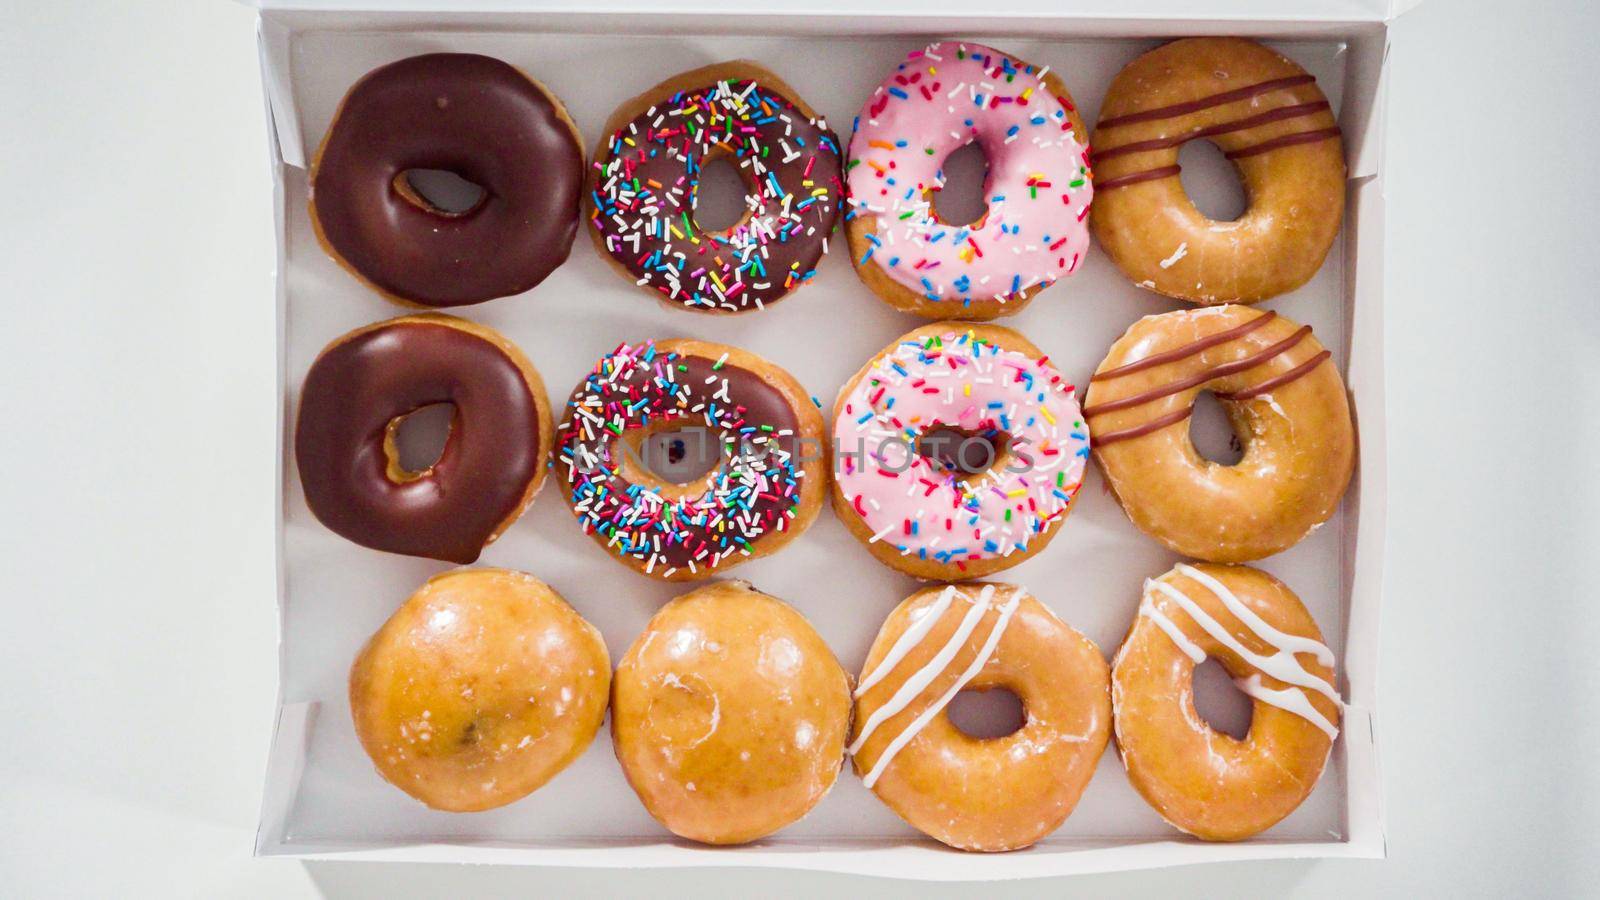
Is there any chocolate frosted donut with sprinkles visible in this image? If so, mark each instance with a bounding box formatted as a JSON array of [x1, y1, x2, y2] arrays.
[[845, 42, 1093, 320], [830, 322, 1090, 581], [552, 339, 827, 580], [586, 61, 843, 314]]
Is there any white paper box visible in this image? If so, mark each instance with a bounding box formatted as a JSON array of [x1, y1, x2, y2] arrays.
[[252, 0, 1401, 879]]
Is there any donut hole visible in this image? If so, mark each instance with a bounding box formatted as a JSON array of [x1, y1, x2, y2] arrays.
[[624, 424, 726, 488], [1177, 140, 1248, 222], [393, 168, 487, 216], [915, 425, 1012, 479], [947, 687, 1026, 740], [384, 402, 456, 480], [1189, 390, 1245, 466], [692, 154, 754, 234], [1192, 657, 1253, 740], [930, 141, 990, 227]]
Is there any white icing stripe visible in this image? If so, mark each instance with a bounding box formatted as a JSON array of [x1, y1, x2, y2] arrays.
[[848, 585, 995, 756], [1138, 597, 1206, 664], [855, 586, 957, 698], [1236, 674, 1340, 739], [1175, 564, 1335, 666], [1147, 579, 1339, 706], [862, 591, 1022, 789]]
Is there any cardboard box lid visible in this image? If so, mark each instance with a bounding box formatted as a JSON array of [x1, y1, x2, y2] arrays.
[[245, 0, 1420, 23]]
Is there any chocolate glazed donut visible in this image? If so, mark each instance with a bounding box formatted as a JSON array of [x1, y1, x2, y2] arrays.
[[310, 54, 584, 308], [587, 61, 844, 313], [295, 315, 553, 563]]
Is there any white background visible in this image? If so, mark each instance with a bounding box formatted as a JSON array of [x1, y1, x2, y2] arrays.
[[1, 0, 1596, 896]]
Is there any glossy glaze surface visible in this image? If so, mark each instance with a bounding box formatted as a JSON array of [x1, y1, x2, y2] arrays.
[[611, 581, 850, 844], [349, 569, 611, 812]]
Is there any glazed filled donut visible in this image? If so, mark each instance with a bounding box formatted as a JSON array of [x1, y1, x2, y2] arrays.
[[1085, 305, 1353, 562], [1112, 563, 1340, 840], [587, 61, 843, 313], [349, 568, 610, 812], [831, 322, 1090, 580], [611, 581, 851, 844], [295, 315, 553, 564], [846, 41, 1093, 319], [850, 583, 1110, 851], [310, 53, 584, 307], [1090, 38, 1345, 304], [552, 339, 826, 580]]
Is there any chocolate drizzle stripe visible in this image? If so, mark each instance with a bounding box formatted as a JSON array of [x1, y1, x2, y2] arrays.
[[1092, 406, 1194, 448], [1218, 350, 1332, 400], [1095, 165, 1182, 192], [1082, 326, 1312, 417], [1093, 311, 1277, 382], [1097, 75, 1316, 129], [1224, 127, 1342, 160], [1091, 101, 1331, 162]]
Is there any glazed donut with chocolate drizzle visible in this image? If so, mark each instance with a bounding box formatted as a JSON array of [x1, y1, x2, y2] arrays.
[[1085, 305, 1353, 562], [552, 339, 827, 580], [831, 322, 1090, 581], [587, 61, 843, 313], [1090, 38, 1345, 304], [295, 315, 553, 564], [310, 54, 584, 307], [1112, 563, 1341, 841], [850, 583, 1110, 852], [846, 42, 1094, 319]]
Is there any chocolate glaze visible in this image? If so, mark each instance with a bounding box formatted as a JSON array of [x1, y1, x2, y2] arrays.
[[1093, 311, 1277, 381], [1092, 102, 1330, 162], [295, 320, 545, 563], [1219, 350, 1331, 401], [311, 54, 582, 307], [1089, 313, 1332, 449], [1092, 406, 1194, 447], [1225, 127, 1343, 160], [1083, 326, 1311, 416], [557, 350, 803, 571], [1097, 75, 1315, 129], [1094, 165, 1181, 192]]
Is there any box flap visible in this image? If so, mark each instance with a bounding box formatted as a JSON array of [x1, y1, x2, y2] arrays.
[[245, 0, 1406, 23]]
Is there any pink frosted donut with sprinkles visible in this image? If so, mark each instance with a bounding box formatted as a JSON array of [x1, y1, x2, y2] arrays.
[[553, 338, 828, 581], [829, 323, 1091, 580], [586, 61, 844, 314], [845, 42, 1094, 320]]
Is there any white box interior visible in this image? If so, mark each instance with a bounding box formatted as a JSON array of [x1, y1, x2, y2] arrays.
[[255, 6, 1390, 879]]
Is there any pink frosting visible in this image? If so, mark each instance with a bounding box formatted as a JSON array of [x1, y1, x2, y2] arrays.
[[847, 42, 1093, 308], [834, 331, 1090, 568]]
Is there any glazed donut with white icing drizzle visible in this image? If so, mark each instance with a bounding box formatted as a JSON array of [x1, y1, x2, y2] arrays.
[[1111, 563, 1341, 841], [850, 583, 1110, 852]]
